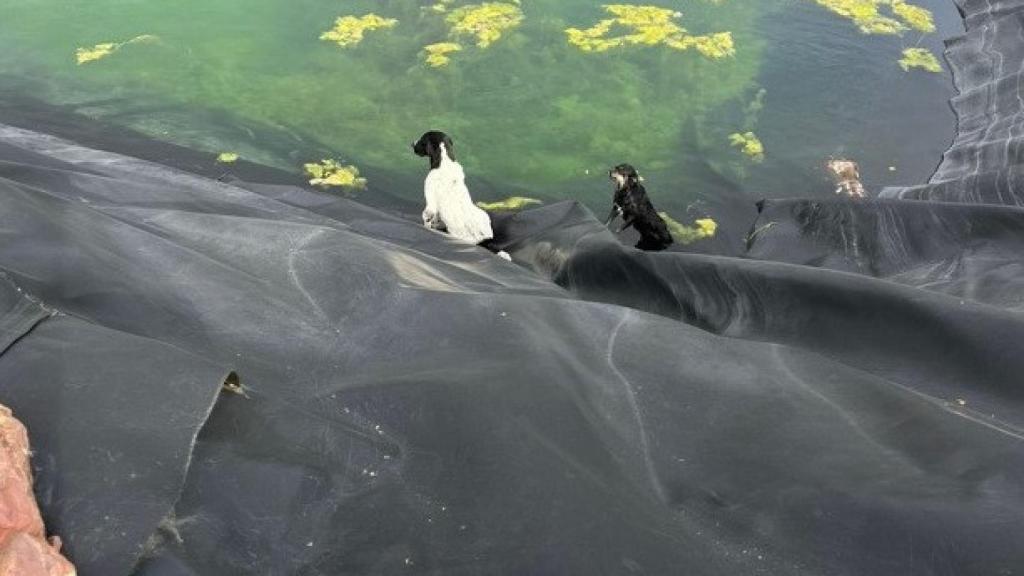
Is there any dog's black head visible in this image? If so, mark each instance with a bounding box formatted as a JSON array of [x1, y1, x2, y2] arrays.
[[609, 163, 640, 190], [412, 131, 455, 169]]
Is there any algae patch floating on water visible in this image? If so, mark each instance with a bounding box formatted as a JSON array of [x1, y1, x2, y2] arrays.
[[659, 214, 718, 245], [320, 14, 398, 48], [446, 2, 524, 48], [810, 1, 939, 75], [417, 2, 522, 68], [422, 42, 463, 68], [75, 35, 158, 65], [566, 4, 735, 59], [890, 0, 935, 32], [728, 132, 764, 162], [216, 152, 239, 163], [898, 47, 941, 72], [810, 0, 934, 35], [76, 43, 119, 65], [476, 196, 543, 211], [428, 0, 458, 14], [304, 160, 367, 190]]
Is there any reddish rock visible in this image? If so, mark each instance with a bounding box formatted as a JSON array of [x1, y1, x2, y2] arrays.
[[0, 405, 75, 576]]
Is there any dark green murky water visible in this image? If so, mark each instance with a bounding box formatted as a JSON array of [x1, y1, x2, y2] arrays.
[[0, 0, 962, 214]]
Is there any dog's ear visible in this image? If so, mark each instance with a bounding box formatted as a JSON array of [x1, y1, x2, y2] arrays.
[[442, 135, 456, 162], [423, 138, 436, 167], [426, 139, 442, 169]]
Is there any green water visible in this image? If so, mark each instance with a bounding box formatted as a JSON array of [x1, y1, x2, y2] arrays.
[[0, 0, 962, 212]]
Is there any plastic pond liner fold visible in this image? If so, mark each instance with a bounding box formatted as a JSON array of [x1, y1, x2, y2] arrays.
[[1, 2, 1024, 575]]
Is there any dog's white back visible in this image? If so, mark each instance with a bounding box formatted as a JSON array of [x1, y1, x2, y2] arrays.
[[422, 143, 494, 244]]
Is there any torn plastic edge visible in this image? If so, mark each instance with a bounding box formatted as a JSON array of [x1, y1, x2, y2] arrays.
[[0, 272, 237, 574], [0, 269, 238, 573], [129, 369, 238, 574]]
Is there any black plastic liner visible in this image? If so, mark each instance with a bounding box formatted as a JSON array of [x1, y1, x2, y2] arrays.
[[882, 0, 1024, 206], [1, 2, 1023, 574]]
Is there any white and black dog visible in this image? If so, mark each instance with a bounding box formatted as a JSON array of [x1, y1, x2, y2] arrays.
[[605, 163, 673, 251], [412, 131, 510, 260]]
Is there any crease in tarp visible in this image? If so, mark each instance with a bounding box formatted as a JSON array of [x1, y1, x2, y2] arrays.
[[0, 125, 561, 295], [0, 265, 238, 381], [604, 309, 668, 503], [771, 341, 1024, 445], [0, 157, 540, 298], [0, 273, 54, 357]]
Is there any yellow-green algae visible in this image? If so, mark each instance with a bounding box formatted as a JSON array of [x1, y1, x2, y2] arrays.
[[728, 131, 764, 162], [216, 152, 239, 163], [659, 214, 718, 245], [898, 47, 941, 72], [303, 160, 367, 189], [722, 88, 767, 166], [320, 14, 398, 48], [30, 0, 762, 188], [566, 4, 735, 59], [423, 42, 463, 68], [810, 0, 934, 35], [418, 2, 522, 68], [76, 43, 118, 65], [810, 1, 937, 72], [75, 35, 158, 65], [429, 0, 457, 14], [890, 0, 935, 32], [446, 2, 524, 48], [476, 196, 543, 211]]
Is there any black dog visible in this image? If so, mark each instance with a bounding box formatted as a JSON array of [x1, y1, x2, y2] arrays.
[[605, 164, 673, 251]]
